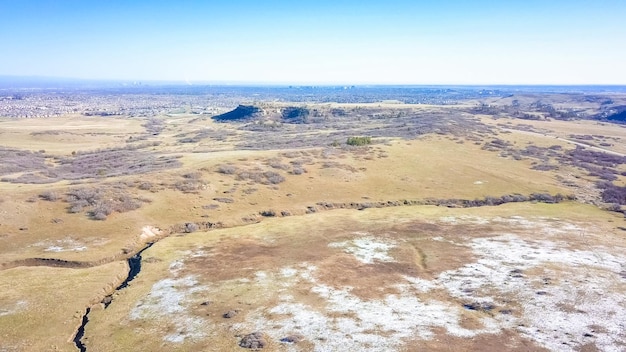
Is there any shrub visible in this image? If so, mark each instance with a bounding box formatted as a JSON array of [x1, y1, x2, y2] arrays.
[[2, 145, 182, 184], [291, 167, 305, 175], [39, 191, 60, 201], [347, 136, 372, 146], [92, 210, 108, 220], [174, 179, 203, 193], [267, 158, 290, 170], [597, 182, 626, 205], [242, 188, 258, 195], [114, 195, 142, 212], [567, 147, 626, 168], [529, 193, 556, 203], [482, 139, 512, 150], [65, 186, 146, 219], [605, 203, 623, 212], [531, 164, 558, 171], [91, 202, 113, 220], [68, 204, 83, 213], [213, 197, 234, 203], [265, 171, 285, 184], [182, 171, 202, 179], [67, 188, 100, 205], [259, 210, 276, 217], [217, 164, 238, 175], [0, 147, 47, 176], [138, 182, 153, 191], [142, 118, 164, 135], [184, 222, 199, 233]]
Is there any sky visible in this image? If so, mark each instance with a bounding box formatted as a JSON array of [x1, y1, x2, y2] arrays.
[[1, 0, 625, 85]]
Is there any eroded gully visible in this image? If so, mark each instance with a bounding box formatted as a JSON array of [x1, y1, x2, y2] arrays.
[[72, 243, 154, 351]]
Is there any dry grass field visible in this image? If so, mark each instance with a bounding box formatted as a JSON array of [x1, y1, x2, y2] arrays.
[[83, 203, 626, 352], [1, 95, 626, 351]]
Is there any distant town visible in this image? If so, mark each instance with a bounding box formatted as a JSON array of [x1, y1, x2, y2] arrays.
[[0, 81, 589, 118]]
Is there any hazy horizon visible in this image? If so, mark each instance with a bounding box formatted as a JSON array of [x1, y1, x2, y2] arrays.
[[2, 1, 625, 85], [4, 75, 626, 89]]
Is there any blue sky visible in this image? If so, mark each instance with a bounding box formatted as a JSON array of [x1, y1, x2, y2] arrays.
[[1, 0, 625, 84]]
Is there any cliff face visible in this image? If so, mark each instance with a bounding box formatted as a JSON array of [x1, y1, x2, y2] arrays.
[[212, 105, 263, 121], [281, 107, 310, 123], [607, 109, 626, 123], [212, 105, 313, 124]]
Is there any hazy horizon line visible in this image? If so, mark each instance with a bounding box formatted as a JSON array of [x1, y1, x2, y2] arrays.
[[1, 75, 626, 88]]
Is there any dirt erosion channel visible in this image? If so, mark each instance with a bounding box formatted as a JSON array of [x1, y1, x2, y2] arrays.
[[73, 242, 154, 351]]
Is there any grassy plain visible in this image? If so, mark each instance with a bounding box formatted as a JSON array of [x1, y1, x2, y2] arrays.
[[0, 115, 145, 153], [0, 262, 128, 351], [84, 203, 626, 351], [1, 98, 626, 351]]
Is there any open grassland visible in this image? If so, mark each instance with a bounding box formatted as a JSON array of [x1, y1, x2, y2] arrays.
[[1, 96, 626, 351], [471, 110, 623, 151], [0, 262, 128, 351], [83, 203, 626, 352], [0, 135, 566, 265], [0, 115, 146, 154]]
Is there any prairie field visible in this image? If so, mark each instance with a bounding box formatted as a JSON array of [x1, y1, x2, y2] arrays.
[[1, 90, 626, 351]]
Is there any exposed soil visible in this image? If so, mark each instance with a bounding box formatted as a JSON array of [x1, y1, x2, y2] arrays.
[[123, 211, 626, 351]]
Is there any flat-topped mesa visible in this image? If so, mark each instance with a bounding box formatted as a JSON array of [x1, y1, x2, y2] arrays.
[[212, 105, 264, 122], [607, 107, 626, 123], [211, 104, 313, 124]]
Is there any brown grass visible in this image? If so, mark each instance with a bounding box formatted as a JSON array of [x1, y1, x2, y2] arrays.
[[79, 202, 626, 351], [2, 101, 626, 351], [0, 262, 127, 351]]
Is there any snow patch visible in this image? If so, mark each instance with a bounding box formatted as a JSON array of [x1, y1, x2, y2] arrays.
[[168, 260, 185, 275], [280, 267, 298, 277], [0, 300, 27, 317], [43, 238, 86, 252], [146, 216, 626, 351], [130, 276, 208, 343], [31, 236, 109, 252], [440, 215, 490, 225], [329, 237, 396, 264], [240, 218, 626, 351], [437, 233, 626, 351], [239, 272, 499, 351]]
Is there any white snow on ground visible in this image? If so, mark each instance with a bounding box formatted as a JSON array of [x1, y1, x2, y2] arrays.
[[329, 236, 396, 264], [129, 217, 626, 351], [438, 215, 491, 225], [237, 267, 501, 352], [401, 275, 438, 293], [0, 300, 27, 317], [438, 233, 626, 352], [280, 267, 298, 278], [517, 271, 626, 352], [44, 245, 85, 252], [168, 260, 185, 275], [255, 219, 626, 351], [130, 275, 209, 343], [41, 237, 86, 252], [31, 236, 110, 252]]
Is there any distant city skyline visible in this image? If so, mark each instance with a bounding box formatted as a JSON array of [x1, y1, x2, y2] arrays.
[[2, 0, 625, 85]]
